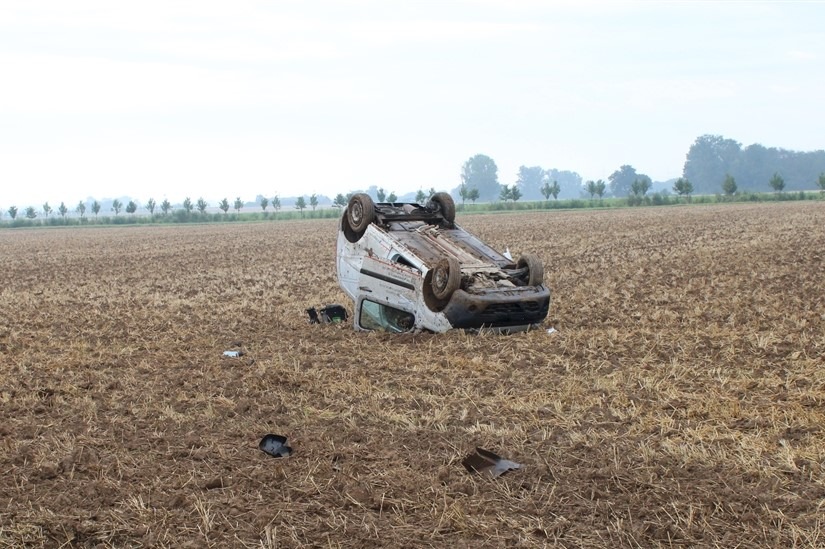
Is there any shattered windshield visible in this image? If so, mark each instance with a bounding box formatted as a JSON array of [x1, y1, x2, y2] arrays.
[[359, 300, 415, 333]]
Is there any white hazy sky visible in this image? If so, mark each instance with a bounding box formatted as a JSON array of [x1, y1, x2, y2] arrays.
[[2, 1, 824, 207]]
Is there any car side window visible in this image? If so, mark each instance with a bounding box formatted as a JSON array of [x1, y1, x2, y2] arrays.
[[391, 253, 421, 274], [360, 300, 415, 333]]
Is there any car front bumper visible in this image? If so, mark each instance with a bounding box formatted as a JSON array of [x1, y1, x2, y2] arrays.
[[442, 285, 551, 330]]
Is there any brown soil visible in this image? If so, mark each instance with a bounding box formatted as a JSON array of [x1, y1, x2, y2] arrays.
[[1, 202, 824, 547]]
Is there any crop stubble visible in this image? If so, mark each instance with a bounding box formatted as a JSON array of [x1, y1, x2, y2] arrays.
[[0, 202, 823, 547]]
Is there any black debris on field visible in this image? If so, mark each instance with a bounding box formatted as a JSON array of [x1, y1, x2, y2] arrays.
[[259, 434, 293, 458], [461, 447, 522, 478], [307, 304, 349, 324]]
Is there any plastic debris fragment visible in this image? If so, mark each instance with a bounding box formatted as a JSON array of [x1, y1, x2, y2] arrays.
[[259, 434, 293, 458], [462, 447, 522, 478], [223, 350, 244, 357], [307, 304, 349, 324]]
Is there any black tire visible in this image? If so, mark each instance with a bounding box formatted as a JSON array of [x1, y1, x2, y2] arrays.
[[427, 192, 456, 224], [346, 193, 375, 233], [517, 254, 544, 286], [431, 257, 461, 300]]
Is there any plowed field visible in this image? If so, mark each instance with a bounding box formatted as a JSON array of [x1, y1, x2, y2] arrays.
[[1, 202, 824, 547]]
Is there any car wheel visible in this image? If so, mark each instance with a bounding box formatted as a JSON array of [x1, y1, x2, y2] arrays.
[[517, 254, 544, 286], [431, 257, 461, 300], [427, 192, 456, 224], [346, 193, 375, 233]]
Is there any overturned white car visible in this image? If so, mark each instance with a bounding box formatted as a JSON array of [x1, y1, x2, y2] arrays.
[[336, 193, 551, 333]]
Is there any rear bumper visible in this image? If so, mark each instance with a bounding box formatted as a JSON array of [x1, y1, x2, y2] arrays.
[[442, 286, 551, 330]]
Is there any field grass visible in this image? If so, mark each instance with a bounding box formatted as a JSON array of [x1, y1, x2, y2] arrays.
[[1, 202, 824, 547]]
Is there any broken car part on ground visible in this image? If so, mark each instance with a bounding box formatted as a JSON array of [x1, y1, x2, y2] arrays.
[[462, 447, 522, 478], [306, 304, 349, 325], [336, 193, 551, 333], [259, 434, 293, 458]]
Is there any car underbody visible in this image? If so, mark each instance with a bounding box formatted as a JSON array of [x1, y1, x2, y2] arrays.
[[336, 193, 551, 333]]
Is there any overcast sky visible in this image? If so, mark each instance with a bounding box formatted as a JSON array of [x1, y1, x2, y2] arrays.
[[2, 1, 824, 207]]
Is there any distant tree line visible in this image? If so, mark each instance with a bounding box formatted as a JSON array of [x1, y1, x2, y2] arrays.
[[684, 135, 825, 195], [455, 135, 825, 206], [4, 134, 825, 223], [453, 155, 583, 203]]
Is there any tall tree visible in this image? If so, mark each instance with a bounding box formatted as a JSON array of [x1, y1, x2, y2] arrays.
[[42, 202, 52, 218], [234, 196, 243, 213], [673, 178, 694, 200], [540, 181, 551, 200], [333, 194, 346, 208], [683, 135, 742, 194], [769, 172, 785, 193], [541, 179, 561, 200], [631, 178, 651, 197], [543, 169, 583, 200], [160, 199, 171, 215], [376, 188, 386, 202], [595, 180, 606, 199], [386, 191, 397, 202], [295, 196, 306, 216], [92, 200, 101, 217], [499, 185, 512, 203], [818, 173, 825, 193], [515, 166, 544, 200], [461, 154, 500, 201], [182, 197, 193, 213], [111, 199, 123, 215], [76, 200, 86, 218], [416, 189, 427, 203], [260, 196, 269, 211], [467, 188, 480, 204], [25, 206, 38, 219], [272, 195, 281, 211], [585, 180, 597, 199], [196, 197, 208, 214], [219, 198, 230, 214], [145, 198, 156, 215], [739, 143, 772, 190], [309, 194, 318, 210], [552, 180, 562, 199], [125, 200, 137, 215], [608, 165, 646, 197], [58, 202, 68, 218], [722, 174, 738, 196], [7, 206, 18, 219]]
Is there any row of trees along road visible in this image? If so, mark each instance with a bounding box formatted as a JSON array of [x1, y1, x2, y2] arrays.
[[2, 193, 332, 220], [457, 155, 654, 201], [458, 138, 825, 204], [4, 198, 167, 220], [456, 156, 659, 201], [5, 135, 825, 220]]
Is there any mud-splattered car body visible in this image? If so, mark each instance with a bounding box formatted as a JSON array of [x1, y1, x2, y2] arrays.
[[336, 193, 551, 333]]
